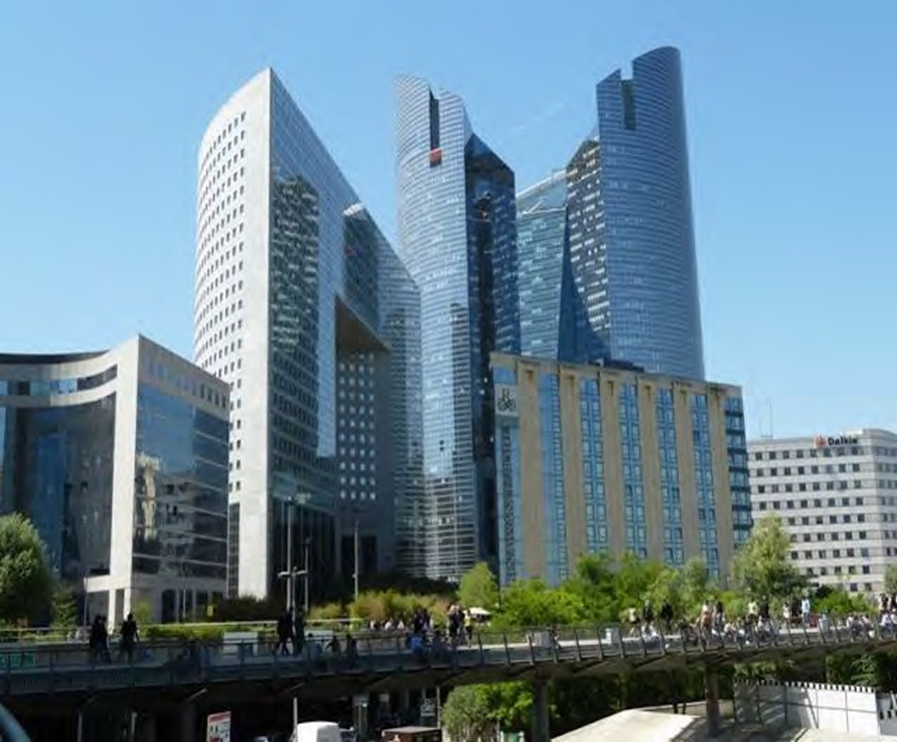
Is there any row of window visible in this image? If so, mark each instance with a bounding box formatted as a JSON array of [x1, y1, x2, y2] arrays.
[[752, 443, 897, 461]]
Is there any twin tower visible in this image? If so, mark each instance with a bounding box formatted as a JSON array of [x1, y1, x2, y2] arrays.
[[195, 47, 705, 598]]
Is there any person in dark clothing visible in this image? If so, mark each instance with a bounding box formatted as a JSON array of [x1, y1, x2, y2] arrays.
[[89, 615, 110, 663], [660, 601, 674, 634], [345, 633, 358, 667], [275, 608, 294, 656], [293, 608, 306, 656], [119, 612, 139, 662], [642, 600, 655, 629]]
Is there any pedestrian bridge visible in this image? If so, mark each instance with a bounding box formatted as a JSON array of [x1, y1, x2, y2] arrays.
[[1, 622, 894, 703]]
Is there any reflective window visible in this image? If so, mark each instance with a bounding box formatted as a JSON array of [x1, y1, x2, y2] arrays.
[[580, 378, 607, 554], [0, 397, 115, 580], [539, 373, 567, 583], [132, 385, 228, 580]]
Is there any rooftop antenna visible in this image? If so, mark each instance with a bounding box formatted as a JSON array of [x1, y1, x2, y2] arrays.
[[764, 398, 775, 439]]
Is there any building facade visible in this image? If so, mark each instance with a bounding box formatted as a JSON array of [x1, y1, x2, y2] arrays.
[[396, 75, 520, 580], [196, 69, 422, 599], [516, 46, 705, 379], [749, 430, 897, 595], [0, 336, 229, 624], [491, 353, 750, 586], [516, 172, 590, 363]]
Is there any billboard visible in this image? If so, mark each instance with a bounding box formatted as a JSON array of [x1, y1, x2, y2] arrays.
[[207, 711, 231, 742]]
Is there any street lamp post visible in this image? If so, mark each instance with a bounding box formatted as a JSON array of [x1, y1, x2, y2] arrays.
[[353, 518, 360, 604], [280, 491, 311, 611], [303, 536, 311, 614]]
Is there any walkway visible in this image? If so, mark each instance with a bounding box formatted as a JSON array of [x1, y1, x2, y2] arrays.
[[1, 622, 894, 701]]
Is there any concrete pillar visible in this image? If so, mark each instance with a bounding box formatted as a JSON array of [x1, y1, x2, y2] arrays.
[[398, 689, 411, 723], [180, 703, 196, 742], [134, 712, 157, 742], [531, 678, 550, 742], [704, 664, 721, 738]]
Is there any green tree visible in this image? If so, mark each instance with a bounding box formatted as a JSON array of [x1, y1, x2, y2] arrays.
[[442, 685, 496, 742], [132, 599, 153, 627], [885, 564, 897, 596], [482, 682, 533, 732], [731, 515, 803, 601], [564, 554, 618, 622], [813, 586, 871, 618], [495, 580, 585, 627], [50, 582, 77, 629], [458, 562, 499, 610], [0, 513, 53, 625]]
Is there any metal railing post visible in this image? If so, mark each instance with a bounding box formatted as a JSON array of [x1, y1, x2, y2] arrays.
[[573, 628, 582, 662]]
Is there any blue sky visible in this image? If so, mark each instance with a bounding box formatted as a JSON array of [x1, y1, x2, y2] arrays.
[[0, 1, 894, 438]]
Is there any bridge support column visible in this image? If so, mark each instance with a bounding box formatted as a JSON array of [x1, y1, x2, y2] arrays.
[[704, 664, 721, 738], [180, 702, 196, 742], [531, 678, 550, 742], [134, 712, 156, 742]]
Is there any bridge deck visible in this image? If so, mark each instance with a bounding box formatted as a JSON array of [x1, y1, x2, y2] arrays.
[[0, 624, 891, 700]]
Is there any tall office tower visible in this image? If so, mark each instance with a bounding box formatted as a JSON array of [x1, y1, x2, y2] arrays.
[[396, 76, 520, 581], [196, 69, 422, 599], [516, 172, 591, 362], [518, 47, 705, 379]]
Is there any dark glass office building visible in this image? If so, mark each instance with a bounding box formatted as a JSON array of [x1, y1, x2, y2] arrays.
[[198, 70, 422, 598], [518, 47, 705, 380], [397, 75, 520, 580], [0, 336, 230, 624]]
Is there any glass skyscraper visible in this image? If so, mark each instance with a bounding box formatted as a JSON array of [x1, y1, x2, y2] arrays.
[[517, 172, 591, 363], [518, 46, 705, 379], [0, 336, 230, 623], [197, 69, 422, 598], [396, 75, 520, 580]]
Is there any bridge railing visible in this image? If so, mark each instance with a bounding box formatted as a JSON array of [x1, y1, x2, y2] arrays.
[[0, 618, 370, 645], [0, 615, 892, 679]]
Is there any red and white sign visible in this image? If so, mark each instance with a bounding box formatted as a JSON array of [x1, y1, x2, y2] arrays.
[[207, 711, 231, 742]]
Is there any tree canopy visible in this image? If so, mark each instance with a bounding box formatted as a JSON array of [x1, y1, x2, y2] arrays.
[[458, 562, 499, 611], [730, 515, 804, 600], [442, 685, 499, 742], [0, 513, 53, 625], [885, 565, 897, 596]]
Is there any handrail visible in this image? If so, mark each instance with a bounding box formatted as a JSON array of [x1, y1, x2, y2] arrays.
[[0, 618, 892, 700]]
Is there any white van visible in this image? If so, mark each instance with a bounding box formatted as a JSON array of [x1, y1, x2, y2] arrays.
[[291, 721, 342, 742]]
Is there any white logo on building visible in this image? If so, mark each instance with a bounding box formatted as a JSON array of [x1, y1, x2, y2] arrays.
[[495, 385, 518, 418]]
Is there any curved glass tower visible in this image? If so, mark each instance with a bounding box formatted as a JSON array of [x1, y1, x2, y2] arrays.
[[592, 46, 704, 379], [196, 70, 422, 598], [517, 47, 705, 380], [397, 76, 519, 581]]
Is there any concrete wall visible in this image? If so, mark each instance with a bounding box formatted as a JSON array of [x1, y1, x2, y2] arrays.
[[735, 680, 882, 735]]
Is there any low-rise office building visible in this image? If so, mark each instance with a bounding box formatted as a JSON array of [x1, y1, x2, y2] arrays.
[[749, 429, 897, 594], [0, 336, 230, 624], [491, 353, 751, 586]]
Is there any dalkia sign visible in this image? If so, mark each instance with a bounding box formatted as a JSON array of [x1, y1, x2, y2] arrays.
[[814, 435, 859, 448]]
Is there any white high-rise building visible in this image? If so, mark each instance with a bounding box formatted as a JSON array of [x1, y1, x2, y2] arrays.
[[195, 70, 422, 599], [749, 429, 897, 595]]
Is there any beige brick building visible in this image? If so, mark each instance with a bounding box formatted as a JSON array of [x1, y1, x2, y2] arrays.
[[491, 353, 751, 586]]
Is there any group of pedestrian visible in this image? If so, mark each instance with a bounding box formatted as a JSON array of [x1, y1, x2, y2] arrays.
[[88, 612, 140, 663], [274, 606, 307, 656]]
